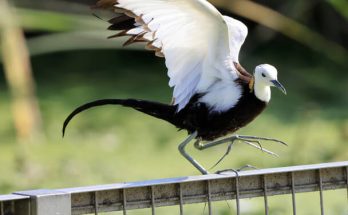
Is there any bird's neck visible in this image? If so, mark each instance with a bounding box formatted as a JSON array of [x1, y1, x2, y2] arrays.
[[253, 81, 271, 103]]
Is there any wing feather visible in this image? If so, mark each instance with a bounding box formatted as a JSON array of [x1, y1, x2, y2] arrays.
[[97, 0, 249, 111], [223, 16, 248, 63]]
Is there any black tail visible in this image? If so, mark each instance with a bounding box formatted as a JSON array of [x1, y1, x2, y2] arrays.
[[62, 99, 177, 137]]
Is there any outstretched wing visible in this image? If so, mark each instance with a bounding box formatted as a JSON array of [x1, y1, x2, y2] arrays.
[[97, 0, 249, 111]]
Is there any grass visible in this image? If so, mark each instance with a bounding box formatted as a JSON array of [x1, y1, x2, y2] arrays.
[[0, 42, 347, 214]]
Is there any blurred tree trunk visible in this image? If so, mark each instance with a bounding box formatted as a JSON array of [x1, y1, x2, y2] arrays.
[[0, 0, 43, 142]]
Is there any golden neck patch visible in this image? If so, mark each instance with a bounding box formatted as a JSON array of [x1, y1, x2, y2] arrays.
[[249, 77, 255, 92]]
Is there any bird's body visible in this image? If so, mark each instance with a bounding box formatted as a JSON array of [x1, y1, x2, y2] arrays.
[[140, 81, 267, 141], [179, 83, 267, 141], [63, 0, 287, 174]]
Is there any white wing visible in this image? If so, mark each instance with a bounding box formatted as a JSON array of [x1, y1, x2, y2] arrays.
[[114, 0, 248, 111], [223, 16, 248, 63]]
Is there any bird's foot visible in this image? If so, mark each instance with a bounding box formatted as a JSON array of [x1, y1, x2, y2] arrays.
[[209, 135, 284, 170], [179, 132, 286, 175], [215, 164, 258, 175]]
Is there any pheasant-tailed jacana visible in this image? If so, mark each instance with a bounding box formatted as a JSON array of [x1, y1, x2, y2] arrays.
[[63, 0, 287, 174]]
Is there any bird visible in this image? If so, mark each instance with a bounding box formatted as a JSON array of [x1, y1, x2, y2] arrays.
[[63, 0, 287, 174]]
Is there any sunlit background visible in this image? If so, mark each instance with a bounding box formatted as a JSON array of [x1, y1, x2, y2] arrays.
[[0, 0, 347, 214]]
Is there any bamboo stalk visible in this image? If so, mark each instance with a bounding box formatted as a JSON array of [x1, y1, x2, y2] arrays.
[[0, 0, 42, 142]]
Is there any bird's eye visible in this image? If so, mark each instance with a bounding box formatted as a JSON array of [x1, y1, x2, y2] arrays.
[[261, 73, 266, 77]]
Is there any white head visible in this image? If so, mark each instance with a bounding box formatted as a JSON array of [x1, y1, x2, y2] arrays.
[[253, 64, 286, 102]]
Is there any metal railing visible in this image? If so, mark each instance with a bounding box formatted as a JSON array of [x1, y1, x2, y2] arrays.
[[1, 161, 347, 215]]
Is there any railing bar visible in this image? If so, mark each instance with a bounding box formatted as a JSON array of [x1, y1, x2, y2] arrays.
[[0, 202, 3, 215], [207, 180, 212, 215], [94, 191, 98, 215], [290, 172, 297, 215], [1, 161, 342, 214], [150, 186, 156, 215], [235, 177, 240, 215], [318, 169, 324, 215], [263, 175, 269, 215], [178, 183, 184, 215], [122, 189, 127, 215]]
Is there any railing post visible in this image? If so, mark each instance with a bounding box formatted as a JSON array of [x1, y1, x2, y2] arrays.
[[15, 189, 71, 215], [14, 198, 31, 215]]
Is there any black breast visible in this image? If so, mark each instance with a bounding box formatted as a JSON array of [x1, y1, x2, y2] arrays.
[[174, 83, 267, 141]]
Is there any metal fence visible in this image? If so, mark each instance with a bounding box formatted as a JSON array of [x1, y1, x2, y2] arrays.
[[1, 161, 347, 215]]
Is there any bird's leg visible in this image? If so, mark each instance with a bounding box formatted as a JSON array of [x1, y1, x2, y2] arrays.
[[178, 131, 209, 175]]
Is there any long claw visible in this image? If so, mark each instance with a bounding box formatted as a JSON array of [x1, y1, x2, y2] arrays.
[[215, 168, 239, 176], [243, 141, 279, 157], [268, 139, 288, 146], [238, 135, 288, 146], [209, 143, 234, 170], [215, 165, 258, 174], [237, 164, 258, 172]]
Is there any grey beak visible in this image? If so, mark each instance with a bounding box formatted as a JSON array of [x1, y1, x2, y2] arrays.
[[271, 80, 287, 95]]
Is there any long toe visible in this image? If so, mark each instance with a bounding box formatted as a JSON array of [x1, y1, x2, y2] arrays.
[[215, 169, 239, 176], [237, 164, 258, 172]]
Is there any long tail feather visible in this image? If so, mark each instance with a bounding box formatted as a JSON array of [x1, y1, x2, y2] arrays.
[[62, 99, 177, 137]]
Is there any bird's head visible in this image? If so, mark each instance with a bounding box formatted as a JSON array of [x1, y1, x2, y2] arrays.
[[254, 64, 286, 94], [252, 64, 286, 102]]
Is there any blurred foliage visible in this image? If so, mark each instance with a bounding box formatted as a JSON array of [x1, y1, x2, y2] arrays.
[[327, 0, 348, 18], [215, 0, 348, 65], [0, 0, 348, 214], [17, 8, 102, 32]]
